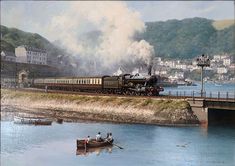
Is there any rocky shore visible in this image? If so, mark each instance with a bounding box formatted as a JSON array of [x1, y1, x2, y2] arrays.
[[1, 89, 199, 125]]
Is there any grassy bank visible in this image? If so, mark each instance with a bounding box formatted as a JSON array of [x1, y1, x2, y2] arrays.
[[1, 89, 199, 125]]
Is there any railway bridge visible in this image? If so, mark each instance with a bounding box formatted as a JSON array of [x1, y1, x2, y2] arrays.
[[187, 98, 235, 125]]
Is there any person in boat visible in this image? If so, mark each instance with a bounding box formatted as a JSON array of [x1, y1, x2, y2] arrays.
[[86, 136, 91, 144], [106, 132, 110, 139], [106, 133, 113, 142], [96, 132, 103, 142]]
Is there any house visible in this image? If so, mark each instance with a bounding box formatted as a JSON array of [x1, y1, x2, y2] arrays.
[[223, 58, 231, 66], [217, 67, 228, 74], [15, 45, 47, 65], [164, 60, 176, 68], [175, 64, 187, 70], [1, 51, 16, 62]]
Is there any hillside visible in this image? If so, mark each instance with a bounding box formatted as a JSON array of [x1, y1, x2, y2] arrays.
[[0, 25, 67, 63], [141, 17, 234, 59], [1, 25, 51, 51], [0, 25, 80, 76], [1, 17, 234, 61]]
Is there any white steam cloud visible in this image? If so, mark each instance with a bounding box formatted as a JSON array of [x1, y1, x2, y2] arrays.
[[48, 1, 155, 75]]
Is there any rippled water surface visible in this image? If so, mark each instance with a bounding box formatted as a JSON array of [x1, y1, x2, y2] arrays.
[[1, 120, 235, 166], [163, 82, 235, 98]]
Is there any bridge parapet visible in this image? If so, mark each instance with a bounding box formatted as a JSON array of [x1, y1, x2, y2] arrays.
[[204, 100, 235, 110], [187, 98, 205, 107]]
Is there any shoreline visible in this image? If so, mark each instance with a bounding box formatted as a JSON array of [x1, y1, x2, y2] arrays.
[[1, 89, 199, 126]]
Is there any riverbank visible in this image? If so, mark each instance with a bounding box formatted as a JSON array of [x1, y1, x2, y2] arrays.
[[1, 89, 199, 125]]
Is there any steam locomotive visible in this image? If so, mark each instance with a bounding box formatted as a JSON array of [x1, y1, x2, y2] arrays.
[[33, 74, 164, 96]]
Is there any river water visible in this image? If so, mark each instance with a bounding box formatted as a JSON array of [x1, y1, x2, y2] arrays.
[[163, 82, 235, 98], [1, 120, 235, 166]]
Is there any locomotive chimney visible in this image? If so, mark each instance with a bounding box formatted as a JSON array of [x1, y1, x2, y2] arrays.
[[148, 65, 152, 76]]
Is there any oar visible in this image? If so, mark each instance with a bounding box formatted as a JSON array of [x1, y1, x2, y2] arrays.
[[107, 140, 124, 149]]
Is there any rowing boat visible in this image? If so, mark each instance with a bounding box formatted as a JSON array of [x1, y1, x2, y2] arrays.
[[76, 139, 113, 149], [14, 116, 52, 125]]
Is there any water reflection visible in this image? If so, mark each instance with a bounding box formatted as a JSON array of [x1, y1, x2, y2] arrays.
[[76, 146, 113, 156]]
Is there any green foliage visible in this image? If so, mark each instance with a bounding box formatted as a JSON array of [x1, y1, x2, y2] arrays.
[[0, 25, 65, 59], [141, 17, 234, 59], [1, 17, 234, 61]]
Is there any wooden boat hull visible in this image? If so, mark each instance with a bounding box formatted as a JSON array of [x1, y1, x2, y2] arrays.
[[77, 139, 114, 149], [76, 145, 113, 156], [14, 116, 52, 125]]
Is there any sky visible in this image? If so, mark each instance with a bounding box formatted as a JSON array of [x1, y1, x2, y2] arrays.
[[1, 1, 234, 42]]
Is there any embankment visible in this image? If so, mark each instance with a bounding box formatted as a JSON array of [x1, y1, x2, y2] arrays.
[[1, 89, 199, 125]]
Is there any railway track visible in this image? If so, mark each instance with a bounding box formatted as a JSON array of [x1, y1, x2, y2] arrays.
[[4, 87, 234, 102]]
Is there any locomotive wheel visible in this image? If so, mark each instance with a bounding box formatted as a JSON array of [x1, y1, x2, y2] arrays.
[[147, 92, 153, 96]]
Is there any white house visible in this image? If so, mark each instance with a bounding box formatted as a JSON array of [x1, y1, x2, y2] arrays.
[[165, 60, 176, 68], [217, 67, 228, 74], [213, 54, 229, 62], [223, 58, 231, 66], [1, 51, 16, 62], [175, 64, 187, 70], [15, 46, 47, 65], [155, 70, 168, 75]]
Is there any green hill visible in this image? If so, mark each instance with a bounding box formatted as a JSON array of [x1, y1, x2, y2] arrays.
[[1, 25, 51, 51], [141, 17, 234, 59], [0, 25, 76, 75], [1, 17, 234, 61], [0, 25, 66, 63]]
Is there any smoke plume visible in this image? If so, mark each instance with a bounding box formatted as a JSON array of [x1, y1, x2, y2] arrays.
[[49, 1, 155, 75]]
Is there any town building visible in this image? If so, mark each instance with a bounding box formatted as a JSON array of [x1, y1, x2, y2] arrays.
[[175, 64, 187, 70], [164, 60, 175, 68], [223, 58, 231, 66], [1, 51, 16, 62], [217, 67, 228, 74], [15, 46, 47, 65], [155, 70, 168, 75]]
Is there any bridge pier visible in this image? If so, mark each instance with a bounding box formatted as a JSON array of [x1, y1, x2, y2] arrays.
[[187, 98, 235, 126], [187, 99, 208, 125]]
